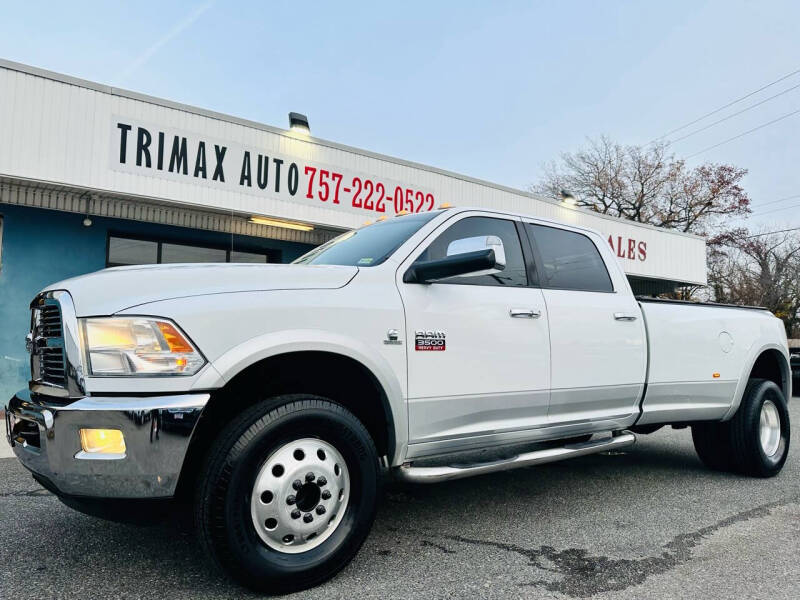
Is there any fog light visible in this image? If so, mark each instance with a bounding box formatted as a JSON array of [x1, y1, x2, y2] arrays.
[[79, 429, 126, 455]]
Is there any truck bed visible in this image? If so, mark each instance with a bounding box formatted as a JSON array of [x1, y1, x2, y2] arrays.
[[636, 297, 780, 425]]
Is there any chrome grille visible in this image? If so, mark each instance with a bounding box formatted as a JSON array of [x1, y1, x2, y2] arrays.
[[30, 298, 67, 388], [39, 347, 66, 385], [38, 304, 63, 338]]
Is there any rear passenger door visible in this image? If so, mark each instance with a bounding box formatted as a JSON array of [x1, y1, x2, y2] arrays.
[[524, 222, 647, 426]]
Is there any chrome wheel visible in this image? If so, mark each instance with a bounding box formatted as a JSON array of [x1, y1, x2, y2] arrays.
[[250, 438, 350, 554], [759, 400, 781, 457]]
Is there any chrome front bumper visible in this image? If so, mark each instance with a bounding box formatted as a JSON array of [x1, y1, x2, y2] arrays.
[[5, 389, 209, 499]]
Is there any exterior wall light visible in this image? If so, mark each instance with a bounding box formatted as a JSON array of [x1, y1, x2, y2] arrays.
[[250, 216, 314, 231], [288, 112, 310, 134], [560, 190, 577, 207]]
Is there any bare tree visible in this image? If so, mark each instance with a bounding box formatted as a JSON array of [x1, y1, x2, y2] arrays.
[[709, 230, 800, 337], [534, 136, 751, 237]]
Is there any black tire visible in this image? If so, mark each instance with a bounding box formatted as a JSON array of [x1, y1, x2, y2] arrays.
[[691, 421, 733, 471], [728, 379, 790, 477], [692, 378, 790, 477], [195, 394, 379, 594]]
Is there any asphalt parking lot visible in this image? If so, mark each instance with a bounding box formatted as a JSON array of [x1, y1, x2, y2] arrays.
[[2, 398, 799, 600]]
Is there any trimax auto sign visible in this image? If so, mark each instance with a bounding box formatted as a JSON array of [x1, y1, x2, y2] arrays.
[[111, 118, 436, 218]]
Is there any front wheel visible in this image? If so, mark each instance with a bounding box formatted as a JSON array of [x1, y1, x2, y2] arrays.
[[692, 378, 790, 477], [195, 394, 379, 593]]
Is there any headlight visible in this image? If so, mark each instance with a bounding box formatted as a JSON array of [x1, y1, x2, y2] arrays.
[[81, 317, 205, 376]]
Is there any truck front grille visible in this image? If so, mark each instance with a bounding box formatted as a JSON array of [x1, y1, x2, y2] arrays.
[[30, 298, 67, 389], [39, 347, 66, 386], [38, 304, 63, 338]]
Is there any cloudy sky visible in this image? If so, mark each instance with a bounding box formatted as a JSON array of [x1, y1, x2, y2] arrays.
[[2, 0, 798, 231]]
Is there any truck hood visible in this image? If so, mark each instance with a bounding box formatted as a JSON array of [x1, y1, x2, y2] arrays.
[[44, 263, 359, 316]]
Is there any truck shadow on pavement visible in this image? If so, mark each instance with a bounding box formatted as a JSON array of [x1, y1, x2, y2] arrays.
[[2, 426, 797, 599]]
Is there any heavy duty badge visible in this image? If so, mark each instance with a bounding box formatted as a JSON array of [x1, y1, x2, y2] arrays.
[[415, 330, 446, 351]]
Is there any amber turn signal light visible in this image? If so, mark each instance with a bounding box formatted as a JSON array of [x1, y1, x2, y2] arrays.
[[156, 321, 194, 353]]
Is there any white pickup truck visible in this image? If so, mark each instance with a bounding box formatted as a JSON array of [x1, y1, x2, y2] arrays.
[[6, 207, 792, 593]]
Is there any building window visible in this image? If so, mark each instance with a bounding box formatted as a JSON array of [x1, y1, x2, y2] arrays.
[[161, 243, 227, 264], [107, 234, 276, 267], [230, 250, 270, 263], [108, 237, 158, 266], [0, 215, 4, 271]]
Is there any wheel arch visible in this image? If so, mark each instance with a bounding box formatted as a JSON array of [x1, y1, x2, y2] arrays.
[[175, 333, 406, 500], [723, 344, 792, 420]]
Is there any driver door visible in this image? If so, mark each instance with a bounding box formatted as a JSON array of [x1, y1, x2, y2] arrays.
[[397, 213, 551, 456]]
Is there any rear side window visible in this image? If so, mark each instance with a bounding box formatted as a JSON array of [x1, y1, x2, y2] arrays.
[[526, 224, 613, 292]]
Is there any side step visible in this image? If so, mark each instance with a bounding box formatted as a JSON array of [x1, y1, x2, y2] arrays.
[[395, 432, 636, 483]]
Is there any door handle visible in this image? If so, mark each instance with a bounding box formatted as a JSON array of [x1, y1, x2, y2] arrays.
[[614, 312, 637, 322], [510, 308, 541, 319]]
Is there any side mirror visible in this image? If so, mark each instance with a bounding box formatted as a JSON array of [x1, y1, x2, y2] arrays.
[[403, 244, 506, 284], [447, 235, 506, 269]]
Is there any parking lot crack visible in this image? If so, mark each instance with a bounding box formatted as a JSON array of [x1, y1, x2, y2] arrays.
[[420, 539, 456, 554], [438, 495, 799, 597], [0, 487, 51, 497]]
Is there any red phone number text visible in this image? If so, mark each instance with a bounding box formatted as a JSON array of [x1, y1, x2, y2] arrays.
[[303, 167, 435, 214]]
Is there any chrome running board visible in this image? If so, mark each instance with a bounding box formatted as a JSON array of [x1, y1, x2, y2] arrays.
[[395, 432, 636, 484]]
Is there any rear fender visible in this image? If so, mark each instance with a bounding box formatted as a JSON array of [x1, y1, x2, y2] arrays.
[[722, 343, 791, 421]]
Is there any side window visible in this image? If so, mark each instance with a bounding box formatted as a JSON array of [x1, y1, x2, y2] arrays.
[[415, 216, 528, 287], [526, 224, 613, 292]]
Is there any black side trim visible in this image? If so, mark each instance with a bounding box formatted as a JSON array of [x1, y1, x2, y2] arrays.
[[515, 220, 540, 288]]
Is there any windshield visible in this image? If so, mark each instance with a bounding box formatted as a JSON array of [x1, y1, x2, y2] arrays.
[[293, 211, 442, 267]]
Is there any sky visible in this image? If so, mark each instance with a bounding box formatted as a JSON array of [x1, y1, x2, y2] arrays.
[[1, 0, 798, 232]]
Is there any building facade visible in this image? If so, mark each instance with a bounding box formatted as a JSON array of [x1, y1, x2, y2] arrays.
[[0, 59, 707, 400]]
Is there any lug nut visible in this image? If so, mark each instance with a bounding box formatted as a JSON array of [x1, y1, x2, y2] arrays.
[[321, 489, 332, 500], [286, 494, 296, 505], [316, 476, 327, 486], [303, 513, 314, 523], [305, 472, 315, 482], [316, 505, 326, 515], [292, 479, 302, 490], [291, 510, 301, 520]]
